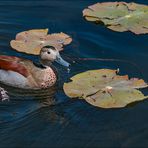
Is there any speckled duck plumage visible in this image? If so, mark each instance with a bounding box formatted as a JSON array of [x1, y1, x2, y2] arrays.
[[0, 46, 69, 89]]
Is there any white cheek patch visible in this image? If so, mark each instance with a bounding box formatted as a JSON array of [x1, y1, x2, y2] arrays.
[[49, 49, 58, 60]]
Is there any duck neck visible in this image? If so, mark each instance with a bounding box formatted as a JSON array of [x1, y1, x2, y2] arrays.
[[39, 59, 58, 77], [39, 59, 52, 68]]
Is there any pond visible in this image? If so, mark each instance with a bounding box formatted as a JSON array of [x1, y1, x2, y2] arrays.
[[0, 0, 148, 147]]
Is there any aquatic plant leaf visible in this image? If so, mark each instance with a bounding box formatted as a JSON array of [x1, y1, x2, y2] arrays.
[[83, 2, 148, 34], [10, 29, 72, 55], [63, 69, 148, 108]]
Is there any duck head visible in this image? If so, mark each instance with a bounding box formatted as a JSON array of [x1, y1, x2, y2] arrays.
[[40, 46, 70, 67]]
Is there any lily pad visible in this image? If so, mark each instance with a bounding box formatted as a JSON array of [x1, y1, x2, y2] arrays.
[[63, 69, 148, 108], [10, 29, 72, 55], [83, 2, 148, 34]]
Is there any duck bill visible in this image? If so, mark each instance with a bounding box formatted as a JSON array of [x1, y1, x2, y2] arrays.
[[55, 54, 70, 67]]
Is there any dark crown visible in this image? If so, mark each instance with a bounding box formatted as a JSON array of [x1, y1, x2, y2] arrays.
[[42, 45, 56, 50]]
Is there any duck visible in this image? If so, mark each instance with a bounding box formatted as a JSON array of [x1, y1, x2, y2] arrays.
[[0, 46, 70, 89]]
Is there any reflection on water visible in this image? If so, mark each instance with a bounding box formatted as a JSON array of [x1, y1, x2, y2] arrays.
[[0, 83, 57, 124], [0, 82, 57, 101], [0, 0, 148, 147]]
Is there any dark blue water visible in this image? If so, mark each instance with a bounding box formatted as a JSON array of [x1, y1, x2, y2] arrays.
[[0, 0, 148, 147]]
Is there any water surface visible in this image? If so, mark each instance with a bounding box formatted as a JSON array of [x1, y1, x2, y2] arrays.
[[0, 0, 148, 147]]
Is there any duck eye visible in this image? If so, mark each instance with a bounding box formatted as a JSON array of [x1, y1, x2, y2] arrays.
[[47, 51, 51, 54]]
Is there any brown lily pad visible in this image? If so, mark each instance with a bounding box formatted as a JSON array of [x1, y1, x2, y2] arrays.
[[10, 29, 72, 55], [63, 69, 148, 108], [83, 2, 148, 34]]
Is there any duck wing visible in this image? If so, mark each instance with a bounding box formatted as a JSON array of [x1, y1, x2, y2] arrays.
[[0, 55, 29, 77]]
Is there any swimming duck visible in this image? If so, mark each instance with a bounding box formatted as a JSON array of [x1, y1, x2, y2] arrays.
[[0, 46, 70, 89]]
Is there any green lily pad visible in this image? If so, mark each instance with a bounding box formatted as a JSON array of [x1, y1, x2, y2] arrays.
[[10, 29, 72, 55], [63, 69, 148, 108], [83, 2, 148, 34]]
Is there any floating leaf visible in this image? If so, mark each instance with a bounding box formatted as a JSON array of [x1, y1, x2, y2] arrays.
[[10, 29, 72, 55], [64, 69, 148, 108], [83, 2, 148, 34]]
